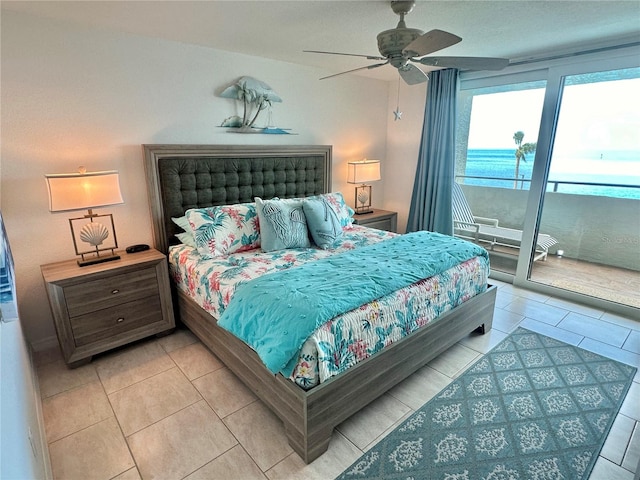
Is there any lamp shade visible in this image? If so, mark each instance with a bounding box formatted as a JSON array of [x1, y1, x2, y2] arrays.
[[45, 170, 123, 212], [347, 160, 381, 184]]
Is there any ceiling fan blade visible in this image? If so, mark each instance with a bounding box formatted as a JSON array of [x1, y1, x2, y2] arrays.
[[304, 50, 386, 61], [398, 64, 429, 85], [319, 61, 389, 80], [416, 56, 509, 71], [403, 29, 462, 57]]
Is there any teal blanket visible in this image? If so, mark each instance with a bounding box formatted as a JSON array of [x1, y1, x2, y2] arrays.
[[218, 231, 488, 375]]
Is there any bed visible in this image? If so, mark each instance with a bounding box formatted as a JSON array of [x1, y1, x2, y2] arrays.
[[143, 144, 496, 463]]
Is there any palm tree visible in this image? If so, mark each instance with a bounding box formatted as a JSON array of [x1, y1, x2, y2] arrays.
[[512, 131, 537, 189], [220, 76, 282, 130]]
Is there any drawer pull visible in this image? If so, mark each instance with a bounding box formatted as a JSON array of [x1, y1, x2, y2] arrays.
[[116, 317, 125, 323], [111, 289, 120, 295]]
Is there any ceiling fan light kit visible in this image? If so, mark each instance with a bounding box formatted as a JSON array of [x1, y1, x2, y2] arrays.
[[305, 0, 509, 85]]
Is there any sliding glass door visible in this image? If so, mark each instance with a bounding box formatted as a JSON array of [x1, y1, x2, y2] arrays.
[[457, 46, 640, 317], [456, 77, 546, 275], [528, 67, 640, 309]]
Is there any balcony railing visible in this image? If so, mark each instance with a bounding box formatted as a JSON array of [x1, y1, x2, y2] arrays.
[[456, 175, 640, 194], [455, 180, 640, 272]]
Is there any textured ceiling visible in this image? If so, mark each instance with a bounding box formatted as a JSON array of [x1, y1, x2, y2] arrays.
[[3, 1, 639, 81]]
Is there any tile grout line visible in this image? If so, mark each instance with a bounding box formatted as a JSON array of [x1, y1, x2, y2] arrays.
[[621, 420, 640, 473], [99, 358, 179, 396], [218, 401, 281, 473], [40, 281, 639, 479], [100, 376, 141, 480]]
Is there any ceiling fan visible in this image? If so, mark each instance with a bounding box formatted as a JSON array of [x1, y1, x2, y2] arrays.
[[305, 0, 509, 85]]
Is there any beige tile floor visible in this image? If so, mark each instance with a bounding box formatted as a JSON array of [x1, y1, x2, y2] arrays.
[[35, 279, 640, 480]]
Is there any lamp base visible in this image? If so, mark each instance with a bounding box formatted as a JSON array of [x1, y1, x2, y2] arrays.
[[77, 254, 121, 267], [354, 185, 373, 216]]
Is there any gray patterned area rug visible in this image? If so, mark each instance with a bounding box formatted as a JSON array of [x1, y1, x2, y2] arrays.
[[336, 327, 636, 480]]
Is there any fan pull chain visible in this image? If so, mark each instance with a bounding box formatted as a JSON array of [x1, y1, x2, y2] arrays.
[[393, 74, 403, 121]]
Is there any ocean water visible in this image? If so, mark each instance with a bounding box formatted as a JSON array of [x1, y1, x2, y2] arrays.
[[463, 149, 640, 200]]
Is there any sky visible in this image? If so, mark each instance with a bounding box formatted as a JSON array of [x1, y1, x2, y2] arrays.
[[554, 78, 640, 155], [467, 89, 545, 150], [467, 77, 640, 155]]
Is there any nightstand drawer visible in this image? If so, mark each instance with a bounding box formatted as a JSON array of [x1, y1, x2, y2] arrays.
[[363, 218, 394, 231], [65, 267, 158, 317], [353, 209, 398, 233], [42, 248, 175, 366], [70, 294, 163, 347]]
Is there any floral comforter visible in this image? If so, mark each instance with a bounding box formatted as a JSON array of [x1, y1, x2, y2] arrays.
[[168, 225, 489, 389]]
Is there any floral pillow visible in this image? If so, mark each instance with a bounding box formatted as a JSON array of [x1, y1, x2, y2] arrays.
[[185, 203, 260, 257], [255, 197, 310, 252]]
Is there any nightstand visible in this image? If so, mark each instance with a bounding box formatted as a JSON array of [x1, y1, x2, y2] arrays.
[[352, 208, 398, 233], [41, 248, 175, 367]]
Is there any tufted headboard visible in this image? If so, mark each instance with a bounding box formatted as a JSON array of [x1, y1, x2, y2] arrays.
[[143, 144, 332, 253]]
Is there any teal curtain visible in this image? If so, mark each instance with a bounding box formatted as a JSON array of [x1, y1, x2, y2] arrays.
[[406, 69, 459, 235]]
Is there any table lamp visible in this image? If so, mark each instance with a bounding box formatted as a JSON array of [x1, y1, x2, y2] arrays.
[[347, 159, 381, 214], [45, 168, 124, 266]]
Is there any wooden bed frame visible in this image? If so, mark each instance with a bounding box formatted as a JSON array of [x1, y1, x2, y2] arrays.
[[143, 144, 496, 463]]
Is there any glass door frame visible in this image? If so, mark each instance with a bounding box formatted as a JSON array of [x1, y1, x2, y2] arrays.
[[461, 44, 640, 319]]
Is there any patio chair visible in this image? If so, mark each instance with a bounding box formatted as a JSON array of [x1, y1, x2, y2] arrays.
[[452, 182, 559, 261]]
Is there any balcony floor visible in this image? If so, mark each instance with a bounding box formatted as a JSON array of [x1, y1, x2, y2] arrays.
[[489, 251, 640, 309]]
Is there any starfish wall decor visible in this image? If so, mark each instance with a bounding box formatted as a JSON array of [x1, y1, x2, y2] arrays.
[[393, 76, 403, 121]]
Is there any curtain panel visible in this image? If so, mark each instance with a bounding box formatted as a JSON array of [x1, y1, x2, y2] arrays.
[[406, 68, 459, 235]]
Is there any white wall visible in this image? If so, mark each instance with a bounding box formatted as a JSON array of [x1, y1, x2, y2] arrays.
[[1, 10, 428, 347], [0, 318, 52, 479], [384, 79, 428, 233]]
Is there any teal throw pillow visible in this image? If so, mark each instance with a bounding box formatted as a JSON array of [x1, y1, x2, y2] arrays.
[[256, 197, 310, 252], [303, 196, 343, 249], [305, 192, 354, 228]]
